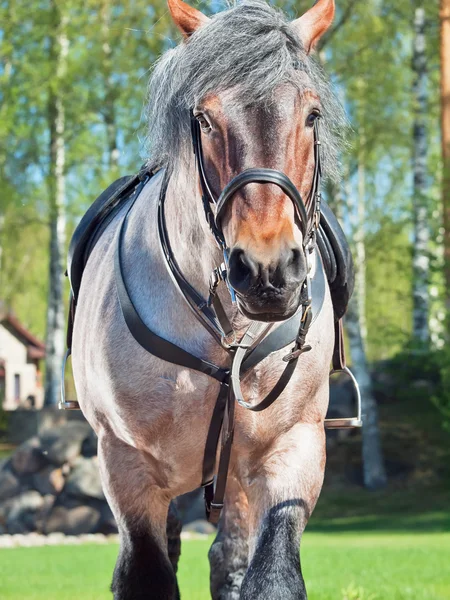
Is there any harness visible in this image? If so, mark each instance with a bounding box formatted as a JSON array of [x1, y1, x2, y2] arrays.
[[61, 114, 362, 524]]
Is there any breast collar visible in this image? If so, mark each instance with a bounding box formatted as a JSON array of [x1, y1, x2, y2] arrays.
[[114, 112, 327, 524]]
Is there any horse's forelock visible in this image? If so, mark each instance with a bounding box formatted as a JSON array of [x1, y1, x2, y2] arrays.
[[145, 0, 346, 181]]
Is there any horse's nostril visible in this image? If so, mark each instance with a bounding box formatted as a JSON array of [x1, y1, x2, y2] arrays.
[[228, 248, 259, 293], [290, 248, 301, 267]]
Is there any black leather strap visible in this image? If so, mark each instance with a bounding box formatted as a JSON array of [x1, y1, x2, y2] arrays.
[[201, 380, 229, 489], [215, 169, 308, 239], [115, 189, 229, 384]]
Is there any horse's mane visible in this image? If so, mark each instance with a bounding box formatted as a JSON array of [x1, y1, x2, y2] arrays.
[[145, 0, 346, 180]]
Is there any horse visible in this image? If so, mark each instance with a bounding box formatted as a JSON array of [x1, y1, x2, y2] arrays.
[[69, 0, 349, 598]]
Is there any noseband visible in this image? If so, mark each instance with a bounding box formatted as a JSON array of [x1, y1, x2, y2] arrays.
[[190, 110, 321, 252]]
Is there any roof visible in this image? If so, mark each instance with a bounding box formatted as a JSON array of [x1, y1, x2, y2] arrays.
[[0, 303, 46, 361]]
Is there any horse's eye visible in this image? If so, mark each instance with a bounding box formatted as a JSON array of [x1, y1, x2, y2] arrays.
[[196, 115, 212, 132], [306, 111, 320, 127]]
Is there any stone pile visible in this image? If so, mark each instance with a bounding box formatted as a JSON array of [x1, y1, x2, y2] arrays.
[[0, 422, 116, 536]]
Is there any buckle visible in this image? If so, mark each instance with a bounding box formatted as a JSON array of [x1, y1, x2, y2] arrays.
[[208, 502, 224, 524]]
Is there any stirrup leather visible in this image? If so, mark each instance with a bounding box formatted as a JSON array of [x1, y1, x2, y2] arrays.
[[59, 349, 80, 410]]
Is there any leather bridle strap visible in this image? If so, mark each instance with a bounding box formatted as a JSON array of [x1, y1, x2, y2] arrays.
[[191, 112, 322, 250], [215, 169, 308, 240], [115, 189, 229, 384]]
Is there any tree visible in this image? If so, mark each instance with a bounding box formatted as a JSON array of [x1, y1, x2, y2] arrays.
[[411, 5, 430, 344], [44, 0, 69, 406], [441, 0, 450, 317]]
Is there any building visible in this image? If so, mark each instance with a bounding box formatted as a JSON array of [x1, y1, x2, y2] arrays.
[[0, 306, 45, 410]]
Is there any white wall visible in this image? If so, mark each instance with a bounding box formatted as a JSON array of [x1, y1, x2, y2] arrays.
[[0, 324, 44, 410]]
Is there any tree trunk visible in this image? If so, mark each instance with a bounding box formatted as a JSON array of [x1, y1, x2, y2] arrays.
[[345, 139, 387, 490], [355, 135, 367, 341], [44, 3, 68, 406], [411, 6, 430, 343], [441, 0, 450, 318], [101, 0, 119, 170], [346, 295, 387, 489]]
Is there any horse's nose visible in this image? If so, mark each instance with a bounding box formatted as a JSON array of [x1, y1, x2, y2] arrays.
[[228, 246, 306, 294]]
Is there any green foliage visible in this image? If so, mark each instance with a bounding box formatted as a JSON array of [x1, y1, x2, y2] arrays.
[[377, 339, 450, 432], [0, 0, 445, 360], [365, 218, 413, 361], [0, 0, 170, 337], [430, 344, 450, 432]]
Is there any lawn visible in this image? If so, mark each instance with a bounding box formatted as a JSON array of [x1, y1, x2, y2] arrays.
[[0, 530, 449, 600]]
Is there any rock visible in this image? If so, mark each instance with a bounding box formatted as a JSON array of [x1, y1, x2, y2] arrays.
[[81, 429, 98, 458], [0, 469, 21, 502], [6, 490, 44, 534], [32, 465, 64, 496], [64, 456, 104, 501], [40, 422, 91, 466], [11, 437, 48, 475], [44, 505, 101, 535], [182, 519, 216, 535], [34, 494, 56, 533]]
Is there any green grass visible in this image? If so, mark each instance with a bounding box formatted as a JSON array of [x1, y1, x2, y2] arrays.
[[0, 531, 449, 600]]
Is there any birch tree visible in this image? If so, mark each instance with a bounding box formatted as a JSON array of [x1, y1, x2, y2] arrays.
[[411, 6, 430, 343], [347, 145, 387, 490], [44, 1, 69, 406], [100, 0, 120, 171], [441, 0, 450, 317]]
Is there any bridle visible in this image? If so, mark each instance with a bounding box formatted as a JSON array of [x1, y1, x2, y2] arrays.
[[190, 109, 321, 253], [185, 110, 323, 350]]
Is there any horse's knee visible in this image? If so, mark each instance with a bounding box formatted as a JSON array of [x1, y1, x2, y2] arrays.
[[112, 525, 177, 600]]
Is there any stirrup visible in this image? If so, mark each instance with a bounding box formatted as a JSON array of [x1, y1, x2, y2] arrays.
[[325, 366, 362, 429], [58, 349, 81, 411]]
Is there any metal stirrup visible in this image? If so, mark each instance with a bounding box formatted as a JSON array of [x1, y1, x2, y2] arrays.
[[325, 366, 362, 429]]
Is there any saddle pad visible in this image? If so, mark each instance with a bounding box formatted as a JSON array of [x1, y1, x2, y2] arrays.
[[67, 173, 143, 302], [316, 201, 354, 319]]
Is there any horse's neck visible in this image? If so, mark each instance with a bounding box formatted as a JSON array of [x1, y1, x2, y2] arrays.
[[164, 165, 225, 300]]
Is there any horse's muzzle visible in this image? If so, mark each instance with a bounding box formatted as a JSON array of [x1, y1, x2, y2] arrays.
[[228, 246, 307, 322]]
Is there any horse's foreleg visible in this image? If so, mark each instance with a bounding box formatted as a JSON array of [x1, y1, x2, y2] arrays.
[[97, 433, 178, 600], [209, 476, 249, 600], [240, 422, 326, 600]]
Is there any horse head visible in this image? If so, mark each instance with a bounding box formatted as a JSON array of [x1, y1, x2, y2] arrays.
[[166, 0, 336, 322]]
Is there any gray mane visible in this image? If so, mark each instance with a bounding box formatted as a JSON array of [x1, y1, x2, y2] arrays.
[[145, 0, 346, 181]]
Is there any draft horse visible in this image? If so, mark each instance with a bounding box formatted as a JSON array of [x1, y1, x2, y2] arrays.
[[66, 0, 357, 598]]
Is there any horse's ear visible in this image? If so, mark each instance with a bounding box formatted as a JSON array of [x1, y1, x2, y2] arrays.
[[291, 0, 335, 53], [167, 0, 210, 38]]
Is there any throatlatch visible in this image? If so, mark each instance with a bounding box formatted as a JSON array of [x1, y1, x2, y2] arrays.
[[60, 112, 362, 524]]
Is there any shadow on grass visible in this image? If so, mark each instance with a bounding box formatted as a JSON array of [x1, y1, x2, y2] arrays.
[[308, 510, 450, 533]]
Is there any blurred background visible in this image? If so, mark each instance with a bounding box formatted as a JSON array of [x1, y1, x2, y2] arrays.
[[0, 0, 449, 598]]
